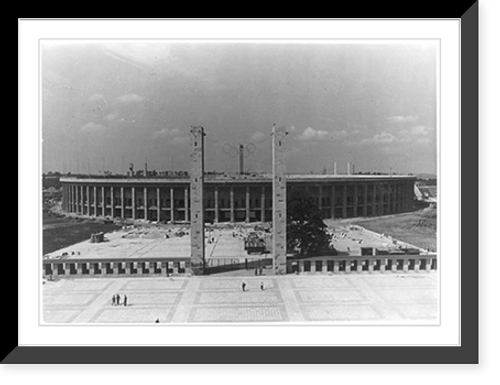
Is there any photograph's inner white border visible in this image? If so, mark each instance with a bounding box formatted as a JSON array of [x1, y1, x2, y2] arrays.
[[19, 19, 459, 346]]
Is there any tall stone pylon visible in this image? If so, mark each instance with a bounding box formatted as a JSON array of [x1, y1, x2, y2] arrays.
[[272, 125, 288, 274], [190, 126, 206, 275]]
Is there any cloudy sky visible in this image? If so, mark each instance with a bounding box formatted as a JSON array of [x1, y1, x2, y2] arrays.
[[41, 40, 437, 176]]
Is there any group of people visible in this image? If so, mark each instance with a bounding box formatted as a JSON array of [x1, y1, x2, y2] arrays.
[[241, 281, 265, 292], [111, 293, 127, 307]]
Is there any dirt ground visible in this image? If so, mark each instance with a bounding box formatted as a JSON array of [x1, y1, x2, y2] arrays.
[[43, 217, 121, 255]]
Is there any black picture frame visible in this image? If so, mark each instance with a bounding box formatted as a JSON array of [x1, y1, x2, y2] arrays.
[[8, 9, 479, 364]]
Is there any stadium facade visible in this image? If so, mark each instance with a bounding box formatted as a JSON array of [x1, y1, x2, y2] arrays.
[[60, 173, 416, 223]]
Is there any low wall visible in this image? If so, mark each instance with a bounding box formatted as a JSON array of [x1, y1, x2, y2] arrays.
[[43, 257, 191, 279], [286, 254, 437, 274], [205, 257, 273, 274]]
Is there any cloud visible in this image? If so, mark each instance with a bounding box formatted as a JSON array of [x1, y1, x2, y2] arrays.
[[151, 127, 182, 139], [359, 126, 433, 146], [250, 131, 267, 143], [388, 115, 418, 123], [117, 93, 145, 103], [81, 122, 106, 133], [295, 127, 330, 141], [409, 125, 432, 136], [89, 93, 105, 102], [399, 125, 433, 139], [330, 130, 349, 138], [104, 113, 119, 122], [172, 136, 189, 145], [360, 131, 397, 145]]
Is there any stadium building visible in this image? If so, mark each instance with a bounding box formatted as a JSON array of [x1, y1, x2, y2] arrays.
[[60, 173, 416, 223]]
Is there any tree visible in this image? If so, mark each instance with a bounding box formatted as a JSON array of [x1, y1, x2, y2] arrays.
[[286, 189, 330, 256]]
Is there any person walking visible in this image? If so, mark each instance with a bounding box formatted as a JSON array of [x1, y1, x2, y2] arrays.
[[242, 281, 246, 292], [260, 281, 264, 291], [254, 268, 258, 276], [123, 294, 128, 307], [116, 293, 121, 306], [111, 294, 116, 306]]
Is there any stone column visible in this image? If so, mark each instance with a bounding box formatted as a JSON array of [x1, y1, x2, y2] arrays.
[[330, 185, 335, 219], [261, 186, 266, 222], [84, 186, 88, 215], [230, 186, 235, 222], [64, 262, 71, 276], [73, 186, 77, 213], [214, 187, 219, 223], [245, 186, 250, 223], [110, 186, 115, 218], [160, 261, 167, 276], [157, 187, 161, 222], [357, 260, 363, 273], [170, 188, 174, 222], [353, 184, 358, 217], [66, 185, 70, 211], [412, 258, 419, 273], [272, 125, 287, 275], [363, 184, 368, 217], [333, 260, 340, 273], [184, 187, 189, 222], [121, 187, 125, 219], [75, 185, 79, 213], [190, 125, 205, 273], [142, 187, 148, 221], [68, 185, 72, 212], [132, 187, 136, 219], [93, 186, 98, 217], [80, 185, 84, 214], [89, 262, 95, 276], [380, 259, 386, 273], [342, 185, 347, 218], [368, 259, 375, 272], [51, 263, 59, 277], [101, 186, 106, 216], [426, 258, 432, 272]]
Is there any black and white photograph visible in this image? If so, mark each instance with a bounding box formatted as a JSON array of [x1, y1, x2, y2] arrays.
[[40, 39, 439, 325], [13, 15, 482, 370]]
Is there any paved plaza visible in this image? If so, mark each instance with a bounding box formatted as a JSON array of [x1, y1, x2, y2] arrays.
[[42, 272, 438, 324]]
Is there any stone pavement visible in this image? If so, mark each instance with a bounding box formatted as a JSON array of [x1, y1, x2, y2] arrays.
[[42, 272, 437, 324]]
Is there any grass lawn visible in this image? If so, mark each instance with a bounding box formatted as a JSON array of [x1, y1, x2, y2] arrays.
[[348, 206, 437, 251]]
